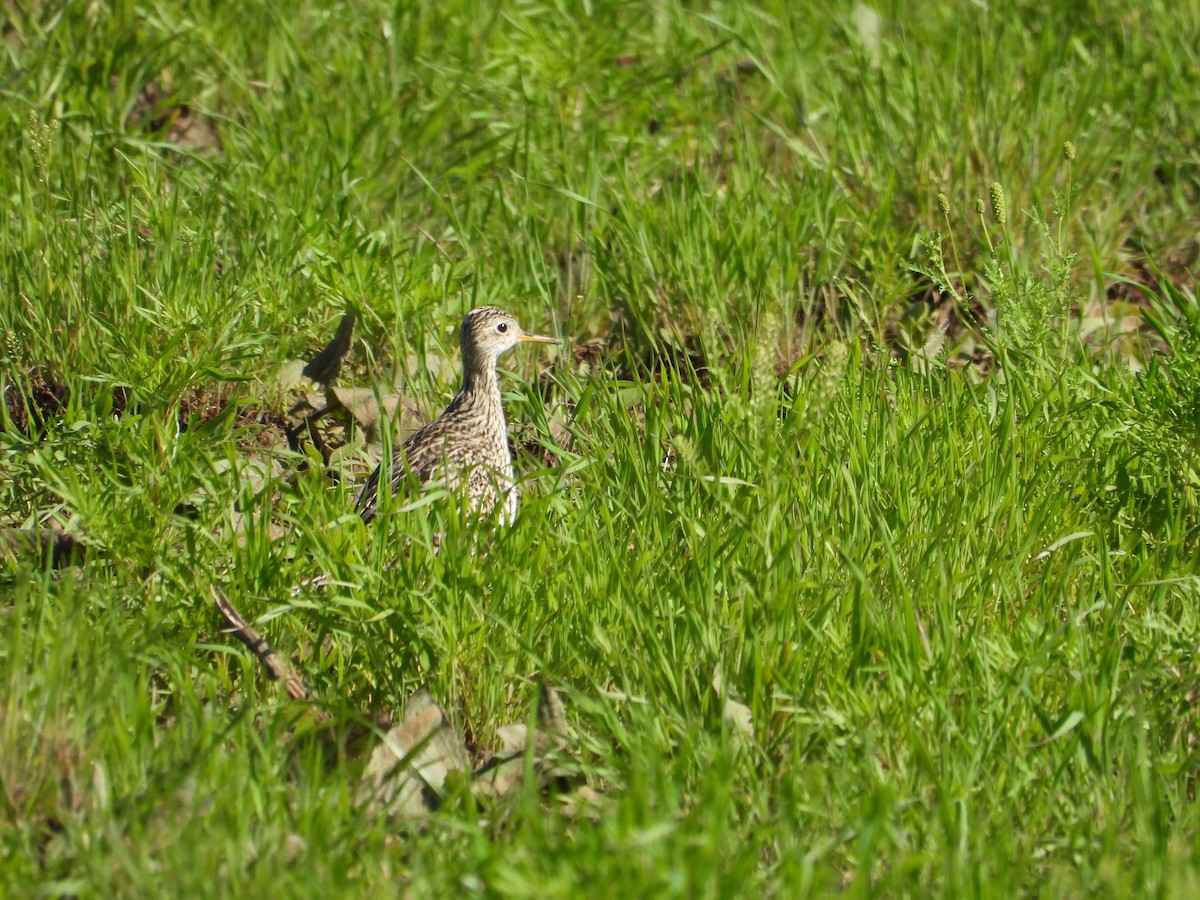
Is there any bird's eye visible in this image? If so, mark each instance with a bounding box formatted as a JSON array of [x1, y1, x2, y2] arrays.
[[496, 322, 508, 333]]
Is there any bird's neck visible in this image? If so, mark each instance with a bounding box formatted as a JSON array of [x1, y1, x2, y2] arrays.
[[460, 360, 500, 401], [454, 362, 509, 455], [457, 362, 507, 438]]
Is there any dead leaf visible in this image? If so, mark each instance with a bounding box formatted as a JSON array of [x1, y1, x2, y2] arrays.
[[471, 684, 572, 800], [275, 359, 307, 392], [471, 732, 527, 799], [170, 107, 221, 155], [852, 3, 883, 65], [329, 387, 405, 431], [723, 696, 754, 739], [558, 784, 605, 822], [405, 353, 449, 381], [275, 359, 328, 429], [712, 667, 753, 744], [125, 77, 222, 156], [358, 690, 470, 819]]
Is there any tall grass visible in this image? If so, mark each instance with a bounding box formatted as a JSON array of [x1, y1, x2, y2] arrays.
[[3, 1, 1200, 895]]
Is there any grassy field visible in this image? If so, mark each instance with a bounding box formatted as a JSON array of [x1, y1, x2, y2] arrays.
[[3, 0, 1200, 895]]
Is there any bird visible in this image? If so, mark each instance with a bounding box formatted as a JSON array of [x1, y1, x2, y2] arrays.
[[355, 306, 560, 526]]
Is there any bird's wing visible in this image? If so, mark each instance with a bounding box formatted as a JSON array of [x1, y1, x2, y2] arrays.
[[355, 421, 450, 523]]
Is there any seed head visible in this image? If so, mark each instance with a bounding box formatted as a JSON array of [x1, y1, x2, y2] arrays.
[[990, 182, 1006, 225], [1063, 141, 1076, 162], [27, 110, 57, 185], [937, 193, 950, 216], [975, 199, 985, 216]]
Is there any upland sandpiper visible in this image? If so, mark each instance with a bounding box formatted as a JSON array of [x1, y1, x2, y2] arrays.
[[355, 306, 559, 525]]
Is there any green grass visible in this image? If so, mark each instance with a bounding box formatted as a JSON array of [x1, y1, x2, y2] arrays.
[[4, 0, 1200, 895]]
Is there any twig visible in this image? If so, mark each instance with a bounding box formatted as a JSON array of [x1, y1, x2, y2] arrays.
[[211, 587, 310, 703]]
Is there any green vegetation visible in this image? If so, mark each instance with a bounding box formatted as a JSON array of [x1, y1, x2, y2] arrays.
[[3, 0, 1200, 895]]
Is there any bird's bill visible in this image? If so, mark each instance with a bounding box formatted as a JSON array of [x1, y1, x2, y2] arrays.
[[518, 333, 561, 345]]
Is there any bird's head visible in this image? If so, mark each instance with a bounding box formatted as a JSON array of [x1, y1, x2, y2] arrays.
[[460, 306, 559, 372]]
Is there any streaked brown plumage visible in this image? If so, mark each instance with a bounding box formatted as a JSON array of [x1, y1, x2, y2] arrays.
[[356, 306, 559, 525]]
